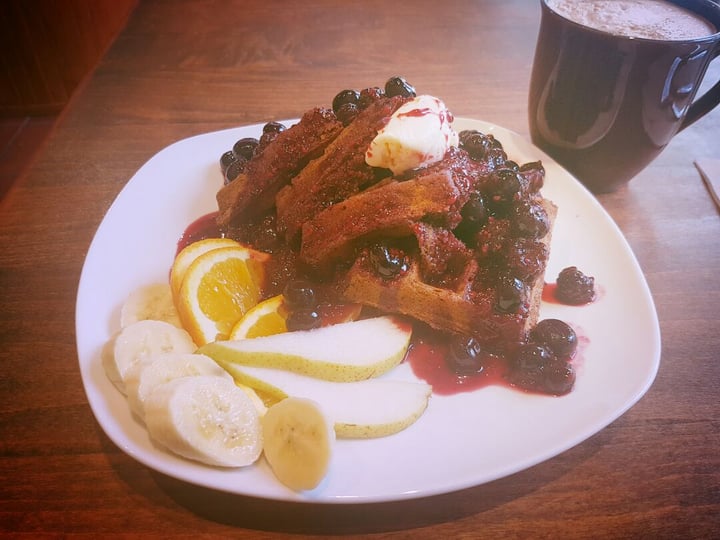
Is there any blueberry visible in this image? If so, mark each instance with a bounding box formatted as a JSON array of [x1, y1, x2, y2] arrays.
[[220, 150, 239, 173], [332, 89, 360, 113], [461, 193, 487, 226], [224, 159, 245, 184], [445, 335, 485, 375], [531, 319, 578, 357], [455, 193, 488, 244], [459, 130, 492, 161], [232, 137, 259, 161], [262, 121, 286, 134], [493, 168, 524, 201], [487, 147, 508, 169], [542, 358, 576, 395], [495, 276, 526, 313], [507, 343, 577, 394], [384, 76, 416, 98], [369, 244, 408, 279], [511, 343, 554, 374], [556, 266, 595, 305], [336, 102, 359, 126], [282, 280, 317, 310]]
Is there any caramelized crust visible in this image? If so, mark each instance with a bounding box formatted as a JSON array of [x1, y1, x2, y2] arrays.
[[411, 222, 473, 288], [216, 107, 342, 227], [299, 170, 461, 273], [337, 200, 557, 348], [275, 96, 408, 241]]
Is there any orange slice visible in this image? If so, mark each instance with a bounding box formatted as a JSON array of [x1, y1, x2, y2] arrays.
[[170, 238, 241, 298], [229, 295, 289, 340], [176, 245, 269, 345]]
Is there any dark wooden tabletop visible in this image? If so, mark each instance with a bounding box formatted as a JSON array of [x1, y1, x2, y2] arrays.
[[1, 0, 719, 537]]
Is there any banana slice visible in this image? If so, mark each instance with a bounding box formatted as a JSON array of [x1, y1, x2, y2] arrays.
[[144, 375, 262, 467], [124, 352, 232, 419], [110, 319, 196, 393], [102, 331, 123, 392], [120, 283, 183, 328], [262, 397, 335, 491]]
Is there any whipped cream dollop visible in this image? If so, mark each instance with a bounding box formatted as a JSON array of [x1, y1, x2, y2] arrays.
[[365, 95, 459, 175]]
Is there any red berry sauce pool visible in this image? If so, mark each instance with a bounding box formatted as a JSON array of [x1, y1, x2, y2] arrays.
[[176, 211, 223, 254], [405, 324, 589, 397], [405, 331, 509, 395]]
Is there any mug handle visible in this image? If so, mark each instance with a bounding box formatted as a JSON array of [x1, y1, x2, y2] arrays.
[[680, 45, 720, 130]]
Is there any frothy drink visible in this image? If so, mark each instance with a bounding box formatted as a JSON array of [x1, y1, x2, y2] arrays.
[[546, 0, 717, 40], [529, 0, 720, 192]]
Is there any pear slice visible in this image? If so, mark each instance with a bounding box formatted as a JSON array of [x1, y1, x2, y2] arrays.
[[217, 361, 432, 438], [198, 316, 412, 382]]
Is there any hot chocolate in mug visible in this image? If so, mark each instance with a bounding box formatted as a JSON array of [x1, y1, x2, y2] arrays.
[[528, 0, 720, 193]]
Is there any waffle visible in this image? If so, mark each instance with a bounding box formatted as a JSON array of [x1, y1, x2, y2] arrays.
[[216, 92, 556, 351], [337, 198, 556, 349]]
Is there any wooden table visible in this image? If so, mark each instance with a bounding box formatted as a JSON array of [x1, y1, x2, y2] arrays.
[[2, 0, 718, 536]]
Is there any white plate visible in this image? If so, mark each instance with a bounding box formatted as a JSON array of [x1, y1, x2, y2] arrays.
[[76, 118, 661, 503]]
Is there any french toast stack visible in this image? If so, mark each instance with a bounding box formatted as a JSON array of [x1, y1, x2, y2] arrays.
[[216, 83, 555, 353]]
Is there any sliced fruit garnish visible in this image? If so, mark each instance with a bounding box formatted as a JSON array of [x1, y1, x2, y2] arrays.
[[120, 283, 183, 329], [229, 294, 288, 340], [262, 397, 335, 491], [170, 237, 241, 298], [123, 352, 233, 419], [144, 375, 262, 467], [199, 315, 412, 382], [176, 245, 269, 345], [109, 319, 196, 394], [219, 362, 431, 438]]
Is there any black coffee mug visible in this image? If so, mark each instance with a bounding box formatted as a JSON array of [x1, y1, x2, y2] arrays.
[[529, 0, 720, 193]]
